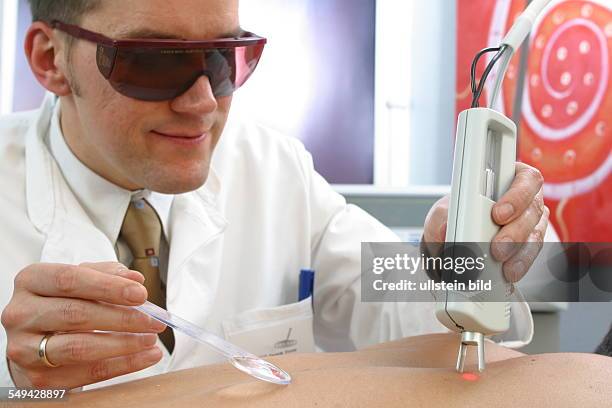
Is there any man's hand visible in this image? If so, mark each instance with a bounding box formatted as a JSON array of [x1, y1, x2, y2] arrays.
[[1, 262, 166, 389], [423, 162, 550, 282]]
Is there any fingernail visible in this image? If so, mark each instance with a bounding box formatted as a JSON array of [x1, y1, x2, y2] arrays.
[[507, 261, 525, 282], [149, 318, 166, 332], [144, 347, 162, 363], [496, 203, 514, 221], [126, 270, 145, 283], [116, 270, 129, 278], [142, 333, 158, 347], [115, 265, 131, 278], [134, 270, 146, 282], [123, 284, 146, 303]]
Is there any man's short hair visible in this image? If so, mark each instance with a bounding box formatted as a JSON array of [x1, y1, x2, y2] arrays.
[[28, 0, 100, 25], [28, 1, 101, 94]]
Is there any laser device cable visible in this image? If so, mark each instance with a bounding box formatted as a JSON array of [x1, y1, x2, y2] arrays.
[[471, 0, 553, 110]]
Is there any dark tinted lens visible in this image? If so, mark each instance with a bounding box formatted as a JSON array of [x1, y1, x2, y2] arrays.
[[105, 43, 264, 101], [204, 49, 236, 97], [108, 48, 198, 100], [234, 43, 265, 88]]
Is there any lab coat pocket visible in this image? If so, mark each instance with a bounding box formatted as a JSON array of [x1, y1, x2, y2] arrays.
[[222, 297, 315, 357]]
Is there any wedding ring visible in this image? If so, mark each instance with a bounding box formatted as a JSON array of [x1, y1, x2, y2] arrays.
[[38, 333, 60, 368]]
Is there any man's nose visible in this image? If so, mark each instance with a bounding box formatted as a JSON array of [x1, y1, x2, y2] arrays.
[[170, 75, 218, 114]]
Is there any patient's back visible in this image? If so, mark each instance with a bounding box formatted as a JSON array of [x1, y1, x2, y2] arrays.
[[29, 334, 612, 408]]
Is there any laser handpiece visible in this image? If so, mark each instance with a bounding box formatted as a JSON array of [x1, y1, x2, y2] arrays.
[[435, 0, 553, 373]]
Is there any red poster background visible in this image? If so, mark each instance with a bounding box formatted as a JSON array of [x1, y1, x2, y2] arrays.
[[456, 0, 612, 242]]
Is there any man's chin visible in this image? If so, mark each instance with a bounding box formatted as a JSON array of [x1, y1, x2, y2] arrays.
[[144, 169, 210, 195]]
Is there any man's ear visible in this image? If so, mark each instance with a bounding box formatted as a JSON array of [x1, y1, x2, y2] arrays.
[[24, 21, 72, 96]]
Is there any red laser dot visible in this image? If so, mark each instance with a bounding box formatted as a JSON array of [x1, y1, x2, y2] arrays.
[[461, 372, 479, 382]]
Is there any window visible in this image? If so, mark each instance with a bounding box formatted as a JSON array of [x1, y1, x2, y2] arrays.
[[237, 0, 377, 184]]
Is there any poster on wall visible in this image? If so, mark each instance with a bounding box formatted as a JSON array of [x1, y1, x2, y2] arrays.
[[456, 0, 611, 242]]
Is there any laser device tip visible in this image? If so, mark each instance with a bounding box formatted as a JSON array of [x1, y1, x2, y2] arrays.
[[456, 331, 486, 373]]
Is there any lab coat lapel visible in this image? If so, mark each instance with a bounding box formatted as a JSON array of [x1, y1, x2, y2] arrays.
[[40, 218, 117, 264], [165, 171, 228, 365], [26, 94, 228, 366], [25, 94, 117, 264]]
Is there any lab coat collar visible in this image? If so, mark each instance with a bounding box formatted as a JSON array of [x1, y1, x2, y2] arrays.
[[25, 94, 117, 263], [25, 93, 57, 234], [164, 187, 227, 367]]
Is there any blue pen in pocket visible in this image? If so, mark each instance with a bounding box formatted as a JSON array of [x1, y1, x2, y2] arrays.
[[298, 269, 315, 302]]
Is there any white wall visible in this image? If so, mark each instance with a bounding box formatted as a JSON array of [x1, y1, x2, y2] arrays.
[[373, 0, 458, 188], [408, 0, 456, 186]]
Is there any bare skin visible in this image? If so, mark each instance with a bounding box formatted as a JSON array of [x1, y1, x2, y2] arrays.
[[19, 333, 612, 408]]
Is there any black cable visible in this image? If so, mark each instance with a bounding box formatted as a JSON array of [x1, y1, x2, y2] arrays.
[[471, 44, 509, 108], [470, 47, 501, 96], [472, 45, 509, 107]]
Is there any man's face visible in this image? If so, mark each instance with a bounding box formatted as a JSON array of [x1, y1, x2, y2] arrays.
[[59, 0, 240, 193]]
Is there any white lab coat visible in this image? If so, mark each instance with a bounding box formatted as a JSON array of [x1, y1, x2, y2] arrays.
[[0, 94, 533, 388]]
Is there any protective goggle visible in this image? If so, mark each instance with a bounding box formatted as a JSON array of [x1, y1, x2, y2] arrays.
[[51, 20, 266, 101]]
